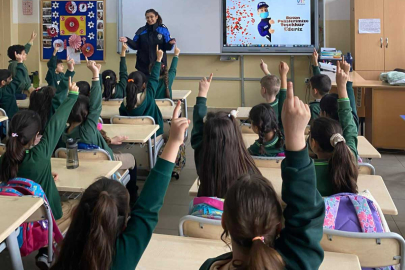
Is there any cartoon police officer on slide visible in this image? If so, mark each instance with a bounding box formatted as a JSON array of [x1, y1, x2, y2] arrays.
[[257, 2, 275, 42]]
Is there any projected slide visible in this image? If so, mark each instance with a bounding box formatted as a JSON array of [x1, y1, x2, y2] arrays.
[[224, 0, 311, 48]]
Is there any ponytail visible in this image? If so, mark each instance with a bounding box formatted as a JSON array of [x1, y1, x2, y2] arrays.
[[0, 111, 41, 183], [102, 70, 117, 101], [126, 71, 146, 111], [29, 86, 56, 134], [145, 9, 163, 25], [245, 240, 284, 270]]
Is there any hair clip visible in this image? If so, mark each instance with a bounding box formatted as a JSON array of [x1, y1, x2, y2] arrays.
[[330, 133, 346, 147], [35, 87, 41, 91], [128, 79, 134, 83], [11, 133, 18, 138], [105, 76, 111, 79], [228, 110, 238, 118], [252, 236, 265, 244]]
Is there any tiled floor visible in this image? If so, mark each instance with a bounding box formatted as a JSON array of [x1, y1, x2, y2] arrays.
[[1, 108, 405, 269]]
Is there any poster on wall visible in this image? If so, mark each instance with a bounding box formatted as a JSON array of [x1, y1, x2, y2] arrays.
[[40, 0, 106, 62]]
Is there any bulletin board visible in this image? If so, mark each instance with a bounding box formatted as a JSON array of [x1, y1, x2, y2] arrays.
[[40, 0, 106, 62]]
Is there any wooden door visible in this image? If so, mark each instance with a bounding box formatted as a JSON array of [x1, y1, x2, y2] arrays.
[[353, 0, 385, 71], [384, 0, 405, 71]]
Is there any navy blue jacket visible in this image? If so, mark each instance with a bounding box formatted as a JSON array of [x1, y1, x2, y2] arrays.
[[126, 23, 174, 76], [258, 18, 272, 37]]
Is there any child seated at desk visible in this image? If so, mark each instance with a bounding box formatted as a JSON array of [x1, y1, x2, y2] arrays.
[[101, 42, 128, 100], [45, 45, 65, 88], [154, 45, 180, 99], [51, 102, 189, 270], [200, 81, 325, 270], [119, 46, 164, 137]]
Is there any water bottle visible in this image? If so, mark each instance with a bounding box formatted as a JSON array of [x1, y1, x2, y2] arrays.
[[346, 52, 353, 72], [66, 138, 79, 169]]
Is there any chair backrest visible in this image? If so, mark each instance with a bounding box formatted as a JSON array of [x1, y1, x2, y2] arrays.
[[321, 229, 405, 269], [0, 108, 7, 117], [252, 156, 284, 168], [55, 148, 112, 161], [156, 99, 175, 107], [102, 99, 123, 106], [358, 163, 376, 175], [110, 115, 155, 125], [0, 143, 5, 156], [179, 215, 223, 240], [98, 117, 103, 124]]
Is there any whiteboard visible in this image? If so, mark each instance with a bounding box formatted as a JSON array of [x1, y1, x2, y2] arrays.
[[118, 0, 222, 54]]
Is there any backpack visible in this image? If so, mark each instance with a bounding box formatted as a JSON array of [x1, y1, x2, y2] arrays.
[[158, 143, 187, 179], [0, 178, 63, 257], [189, 197, 224, 220]]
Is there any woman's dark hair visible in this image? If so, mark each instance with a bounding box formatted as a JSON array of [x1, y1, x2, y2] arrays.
[[7, 45, 25, 60], [0, 111, 41, 183], [222, 174, 284, 270], [125, 71, 147, 111], [0, 69, 11, 83], [77, 81, 91, 97], [249, 103, 284, 155], [29, 86, 56, 134], [320, 93, 338, 121], [68, 95, 89, 124], [149, 63, 170, 98], [145, 9, 163, 25], [101, 70, 117, 101], [51, 178, 130, 270], [310, 117, 358, 194], [198, 112, 261, 198]]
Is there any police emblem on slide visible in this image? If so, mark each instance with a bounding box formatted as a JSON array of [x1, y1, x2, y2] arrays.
[[157, 34, 163, 40]]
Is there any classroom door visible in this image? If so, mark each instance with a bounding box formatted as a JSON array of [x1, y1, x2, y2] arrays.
[[384, 0, 405, 71], [353, 0, 385, 71]]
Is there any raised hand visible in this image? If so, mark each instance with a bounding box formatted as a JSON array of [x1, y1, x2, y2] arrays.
[[174, 45, 181, 56], [336, 62, 349, 99], [121, 42, 128, 57], [30, 32, 38, 43], [156, 45, 164, 62], [340, 56, 351, 76], [269, 29, 275, 34], [67, 56, 75, 71], [68, 76, 79, 93], [312, 48, 319, 66], [260, 59, 270, 75], [119, 37, 128, 43], [198, 73, 213, 98], [279, 61, 289, 77], [281, 82, 311, 151]]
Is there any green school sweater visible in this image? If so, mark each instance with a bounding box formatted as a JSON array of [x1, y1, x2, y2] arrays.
[[45, 55, 64, 88], [101, 57, 128, 99], [200, 147, 325, 270], [0, 92, 79, 220], [155, 56, 178, 99], [119, 61, 164, 136], [270, 88, 287, 126], [62, 81, 114, 158], [315, 98, 359, 196], [309, 99, 321, 123], [111, 158, 174, 269], [0, 63, 24, 119], [248, 134, 284, 157], [8, 43, 32, 94]]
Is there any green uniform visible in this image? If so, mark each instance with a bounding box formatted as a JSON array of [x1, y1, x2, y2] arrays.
[[8, 43, 32, 94], [111, 157, 174, 269], [155, 56, 178, 99], [309, 99, 321, 123], [200, 147, 325, 270], [315, 98, 359, 196], [101, 57, 128, 99], [62, 81, 114, 158], [270, 88, 287, 126], [0, 63, 24, 119], [45, 55, 64, 88], [248, 134, 284, 157], [0, 92, 79, 220], [119, 61, 164, 136]]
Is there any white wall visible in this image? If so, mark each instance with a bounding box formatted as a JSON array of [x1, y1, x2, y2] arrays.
[[325, 0, 351, 20]]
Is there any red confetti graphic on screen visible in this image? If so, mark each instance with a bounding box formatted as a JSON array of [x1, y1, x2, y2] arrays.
[[226, 0, 256, 45]]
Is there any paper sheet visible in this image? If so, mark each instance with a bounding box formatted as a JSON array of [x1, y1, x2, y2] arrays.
[[359, 19, 381, 34], [67, 46, 81, 65]]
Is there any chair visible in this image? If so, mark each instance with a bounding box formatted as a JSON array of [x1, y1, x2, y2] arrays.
[[155, 99, 175, 107], [179, 215, 223, 240], [102, 99, 123, 106], [321, 229, 405, 270], [98, 117, 103, 124], [110, 116, 164, 169], [0, 143, 5, 156], [252, 156, 284, 168], [55, 148, 130, 186], [0, 108, 9, 140], [358, 162, 376, 175]]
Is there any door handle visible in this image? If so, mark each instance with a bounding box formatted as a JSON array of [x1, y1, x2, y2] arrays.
[[380, 37, 383, 48], [386, 38, 389, 48]]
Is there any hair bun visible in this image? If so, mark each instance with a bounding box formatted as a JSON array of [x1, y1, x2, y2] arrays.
[[330, 133, 346, 147]]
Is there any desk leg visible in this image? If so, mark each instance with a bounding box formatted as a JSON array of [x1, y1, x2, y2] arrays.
[[6, 230, 23, 270], [149, 137, 154, 169]]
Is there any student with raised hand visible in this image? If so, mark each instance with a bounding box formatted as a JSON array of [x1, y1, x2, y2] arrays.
[[200, 82, 325, 270], [7, 31, 37, 95], [51, 101, 190, 270], [119, 45, 165, 136], [155, 45, 180, 99], [0, 52, 25, 119], [191, 73, 260, 199], [102, 42, 129, 100], [45, 44, 65, 88], [310, 61, 359, 196]]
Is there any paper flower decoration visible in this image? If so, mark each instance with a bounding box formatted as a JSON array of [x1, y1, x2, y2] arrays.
[[88, 32, 95, 40], [88, 11, 95, 19], [79, 3, 87, 12], [52, 11, 59, 19], [53, 39, 65, 52], [88, 21, 94, 28], [87, 2, 94, 9], [52, 21, 59, 27], [47, 25, 59, 37], [65, 17, 80, 33], [66, 1, 78, 14], [82, 43, 94, 58], [52, 2, 59, 9], [69, 34, 82, 50]]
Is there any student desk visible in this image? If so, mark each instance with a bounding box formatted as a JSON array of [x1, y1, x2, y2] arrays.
[[0, 196, 44, 270], [137, 234, 361, 270], [16, 99, 29, 109], [236, 107, 252, 120], [0, 116, 8, 123], [51, 158, 122, 192], [100, 105, 177, 121], [188, 169, 397, 215], [101, 124, 159, 143]]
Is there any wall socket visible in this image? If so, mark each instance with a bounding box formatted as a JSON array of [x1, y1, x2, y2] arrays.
[[304, 78, 310, 84]]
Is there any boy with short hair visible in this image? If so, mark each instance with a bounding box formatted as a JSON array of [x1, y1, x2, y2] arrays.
[[45, 44, 65, 88], [7, 31, 37, 95]]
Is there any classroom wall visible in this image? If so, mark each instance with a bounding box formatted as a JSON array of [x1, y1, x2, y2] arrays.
[[5, 0, 352, 108]]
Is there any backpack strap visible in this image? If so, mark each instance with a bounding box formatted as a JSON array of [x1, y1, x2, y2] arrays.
[[323, 196, 341, 229], [0, 187, 24, 196], [348, 194, 378, 233]]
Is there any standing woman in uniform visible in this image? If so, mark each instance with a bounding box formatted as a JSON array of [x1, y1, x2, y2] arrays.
[[119, 9, 176, 76]]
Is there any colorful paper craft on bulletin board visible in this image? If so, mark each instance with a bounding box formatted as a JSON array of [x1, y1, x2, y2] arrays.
[[40, 0, 105, 62]]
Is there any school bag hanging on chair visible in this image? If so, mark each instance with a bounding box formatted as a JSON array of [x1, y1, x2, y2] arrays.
[[0, 178, 63, 257], [158, 142, 187, 180]]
